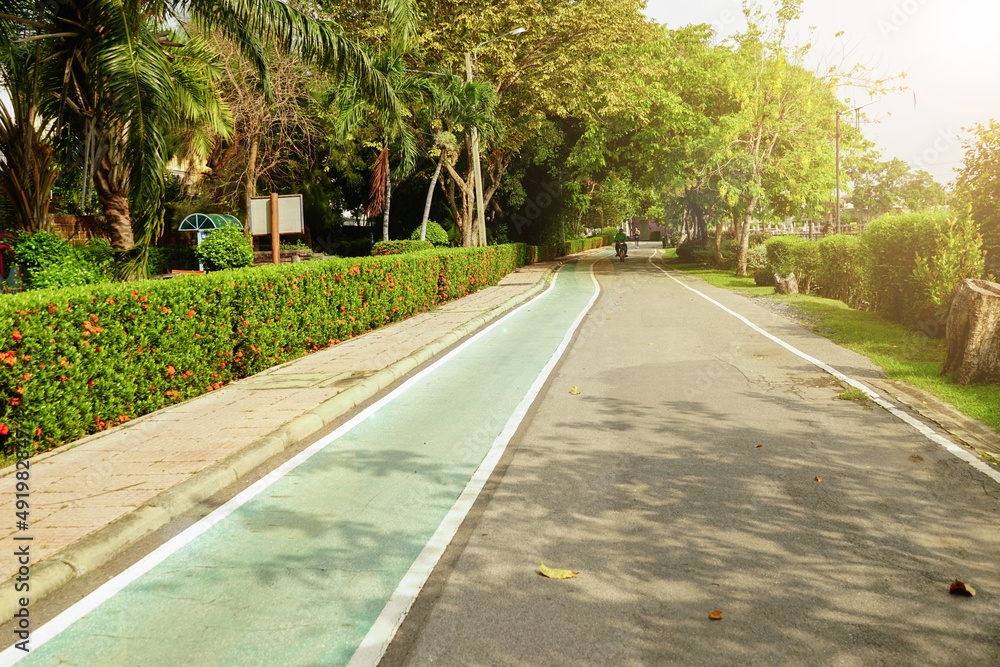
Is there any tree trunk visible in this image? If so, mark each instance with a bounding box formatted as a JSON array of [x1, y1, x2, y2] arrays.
[[382, 168, 391, 242], [244, 138, 259, 230], [443, 155, 476, 247], [711, 218, 725, 268], [420, 153, 445, 241], [774, 272, 799, 294], [93, 153, 134, 250], [942, 279, 1000, 384], [735, 195, 759, 277]]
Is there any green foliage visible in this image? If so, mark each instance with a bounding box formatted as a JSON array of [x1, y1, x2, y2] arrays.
[[31, 254, 108, 290], [373, 240, 434, 255], [954, 119, 1000, 273], [194, 228, 253, 271], [338, 238, 373, 257], [12, 231, 73, 287], [764, 236, 819, 292], [912, 215, 985, 333], [859, 211, 951, 322], [814, 235, 864, 305], [0, 244, 532, 453], [410, 221, 449, 246], [747, 243, 774, 286]]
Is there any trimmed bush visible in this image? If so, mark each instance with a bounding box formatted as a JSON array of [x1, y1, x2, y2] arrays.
[[410, 221, 450, 246], [859, 211, 950, 322], [194, 227, 253, 270], [747, 244, 774, 286], [0, 245, 531, 454], [764, 235, 819, 291], [814, 235, 864, 305], [373, 240, 434, 256]]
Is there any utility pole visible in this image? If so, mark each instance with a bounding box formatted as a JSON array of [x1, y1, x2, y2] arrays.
[[835, 100, 878, 236]]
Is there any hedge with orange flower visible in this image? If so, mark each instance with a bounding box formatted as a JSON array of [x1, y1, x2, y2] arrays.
[[0, 244, 539, 454]]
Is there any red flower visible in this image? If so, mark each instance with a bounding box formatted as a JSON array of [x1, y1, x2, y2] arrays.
[[34, 427, 41, 437], [58, 376, 68, 382], [187, 309, 196, 319], [12, 330, 22, 341], [117, 415, 128, 423], [22, 373, 30, 381], [9, 398, 20, 406], [167, 365, 176, 376], [87, 379, 95, 387], [0, 424, 7, 435]]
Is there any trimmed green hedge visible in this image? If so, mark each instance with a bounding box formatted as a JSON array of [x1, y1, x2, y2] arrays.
[[0, 244, 534, 454], [764, 236, 819, 292], [859, 211, 951, 322], [372, 239, 434, 256], [814, 235, 864, 305]]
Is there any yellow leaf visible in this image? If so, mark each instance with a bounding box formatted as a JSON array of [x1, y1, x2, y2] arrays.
[[709, 610, 723, 620], [540, 562, 579, 579], [570, 386, 579, 395]]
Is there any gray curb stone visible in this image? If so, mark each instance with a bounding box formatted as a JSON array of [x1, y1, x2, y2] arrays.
[[0, 264, 559, 625]]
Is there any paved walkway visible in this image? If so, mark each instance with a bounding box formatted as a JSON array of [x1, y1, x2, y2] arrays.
[[0, 258, 561, 621]]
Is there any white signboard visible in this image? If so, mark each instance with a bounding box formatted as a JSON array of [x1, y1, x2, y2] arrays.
[[249, 194, 305, 236]]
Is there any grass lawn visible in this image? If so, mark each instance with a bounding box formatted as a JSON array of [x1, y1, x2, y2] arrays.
[[658, 247, 1000, 434]]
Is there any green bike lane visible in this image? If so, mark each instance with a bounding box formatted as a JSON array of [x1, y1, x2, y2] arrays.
[[3, 256, 603, 667]]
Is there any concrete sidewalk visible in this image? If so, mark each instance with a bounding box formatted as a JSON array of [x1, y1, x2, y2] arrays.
[[0, 257, 569, 623]]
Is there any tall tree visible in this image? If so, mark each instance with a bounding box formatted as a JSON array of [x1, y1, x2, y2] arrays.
[[1, 0, 416, 252], [954, 118, 1000, 272]]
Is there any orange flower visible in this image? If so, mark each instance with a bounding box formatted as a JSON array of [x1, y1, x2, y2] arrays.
[[22, 373, 30, 381], [187, 309, 195, 318], [34, 427, 41, 437], [12, 330, 22, 341], [167, 365, 176, 376]]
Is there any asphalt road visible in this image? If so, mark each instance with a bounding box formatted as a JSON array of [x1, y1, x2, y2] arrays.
[[4, 246, 998, 666], [383, 246, 1000, 666]]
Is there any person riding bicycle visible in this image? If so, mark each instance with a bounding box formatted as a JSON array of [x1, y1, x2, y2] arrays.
[[614, 228, 628, 258]]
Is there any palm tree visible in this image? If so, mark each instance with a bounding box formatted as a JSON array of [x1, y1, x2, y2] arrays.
[[0, 0, 416, 252], [330, 46, 428, 242], [414, 76, 498, 244]]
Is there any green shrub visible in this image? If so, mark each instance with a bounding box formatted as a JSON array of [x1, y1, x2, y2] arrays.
[[747, 244, 774, 286], [410, 221, 450, 246], [194, 228, 253, 270], [860, 211, 950, 322], [814, 235, 864, 305], [0, 244, 532, 453], [765, 235, 819, 292], [31, 254, 108, 289], [912, 214, 985, 334], [12, 231, 72, 287], [373, 240, 434, 256]]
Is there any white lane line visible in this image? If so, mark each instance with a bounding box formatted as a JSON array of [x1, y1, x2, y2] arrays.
[[0, 269, 568, 666], [348, 258, 603, 667], [648, 251, 999, 485]]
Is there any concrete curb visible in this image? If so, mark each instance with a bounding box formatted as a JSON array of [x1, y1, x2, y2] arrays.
[[870, 379, 1000, 461], [0, 264, 561, 625]]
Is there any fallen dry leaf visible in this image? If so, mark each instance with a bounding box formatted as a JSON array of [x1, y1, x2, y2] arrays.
[[755, 443, 763, 448], [540, 562, 579, 579], [570, 386, 580, 395], [709, 610, 723, 620], [815, 476, 822, 482], [950, 578, 976, 596]]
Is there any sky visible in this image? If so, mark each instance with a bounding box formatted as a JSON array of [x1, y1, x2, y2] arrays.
[[642, 0, 1000, 187]]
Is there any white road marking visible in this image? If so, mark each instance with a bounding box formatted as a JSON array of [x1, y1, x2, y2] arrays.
[[348, 258, 602, 666], [0, 267, 573, 666], [649, 250, 999, 485]]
